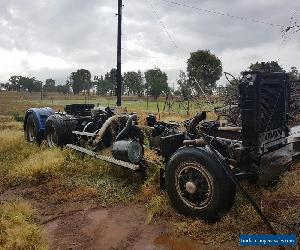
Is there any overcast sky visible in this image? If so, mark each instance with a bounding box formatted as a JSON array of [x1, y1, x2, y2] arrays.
[[0, 0, 299, 87]]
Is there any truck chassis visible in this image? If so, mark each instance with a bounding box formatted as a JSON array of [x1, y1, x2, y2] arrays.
[[24, 71, 300, 223]]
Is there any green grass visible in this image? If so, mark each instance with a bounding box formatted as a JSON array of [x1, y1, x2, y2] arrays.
[[21, 96, 223, 115], [8, 149, 65, 186], [0, 127, 140, 206]]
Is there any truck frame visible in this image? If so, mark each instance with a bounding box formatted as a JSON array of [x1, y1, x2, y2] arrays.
[[24, 71, 300, 223]]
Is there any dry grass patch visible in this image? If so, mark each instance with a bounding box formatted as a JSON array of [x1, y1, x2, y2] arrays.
[[0, 116, 14, 123], [261, 164, 300, 232], [9, 149, 64, 185], [0, 121, 23, 131], [0, 130, 24, 152], [0, 200, 47, 250]]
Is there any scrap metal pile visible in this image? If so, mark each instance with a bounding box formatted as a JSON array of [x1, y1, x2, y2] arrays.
[[24, 71, 300, 223]]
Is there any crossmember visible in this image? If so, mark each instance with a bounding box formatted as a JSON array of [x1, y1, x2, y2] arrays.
[[66, 144, 140, 171]]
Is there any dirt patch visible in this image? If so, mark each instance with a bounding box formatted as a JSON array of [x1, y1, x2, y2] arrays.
[[44, 202, 166, 250], [43, 202, 270, 250]]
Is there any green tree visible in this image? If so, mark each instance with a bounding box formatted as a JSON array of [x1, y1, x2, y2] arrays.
[[123, 71, 144, 96], [0, 82, 8, 91], [106, 68, 117, 95], [249, 61, 284, 72], [105, 68, 117, 83], [44, 79, 56, 92], [7, 75, 44, 92], [8, 75, 21, 91], [70, 69, 91, 95], [144, 68, 169, 99], [187, 50, 222, 95], [177, 71, 192, 100], [19, 77, 42, 93], [289, 66, 300, 80], [95, 75, 114, 96], [56, 81, 70, 95], [94, 68, 118, 96]]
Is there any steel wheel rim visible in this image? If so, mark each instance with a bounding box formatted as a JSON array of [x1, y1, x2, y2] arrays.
[[175, 162, 213, 209], [27, 121, 36, 142], [47, 124, 58, 147]]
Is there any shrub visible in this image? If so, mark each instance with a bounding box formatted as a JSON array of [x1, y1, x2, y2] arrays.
[[10, 111, 25, 122]]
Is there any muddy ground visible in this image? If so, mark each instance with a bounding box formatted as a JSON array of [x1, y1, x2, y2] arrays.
[[0, 186, 206, 250], [1, 185, 269, 250], [44, 202, 166, 250], [41, 202, 268, 250], [42, 202, 275, 250]]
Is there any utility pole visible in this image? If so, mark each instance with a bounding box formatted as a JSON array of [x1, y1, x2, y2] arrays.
[[40, 82, 43, 101], [116, 0, 122, 106]]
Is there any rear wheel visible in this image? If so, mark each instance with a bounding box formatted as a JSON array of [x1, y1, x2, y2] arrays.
[[46, 120, 59, 147], [45, 114, 76, 147], [24, 113, 42, 144], [165, 147, 236, 222]]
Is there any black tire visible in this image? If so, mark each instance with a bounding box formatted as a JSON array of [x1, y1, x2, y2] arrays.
[[45, 114, 76, 147], [165, 147, 236, 222], [24, 113, 43, 144]]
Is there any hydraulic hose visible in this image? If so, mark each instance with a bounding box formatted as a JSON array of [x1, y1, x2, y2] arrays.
[[93, 115, 123, 144]]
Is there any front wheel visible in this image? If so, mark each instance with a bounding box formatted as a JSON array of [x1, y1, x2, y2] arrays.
[[165, 147, 236, 222]]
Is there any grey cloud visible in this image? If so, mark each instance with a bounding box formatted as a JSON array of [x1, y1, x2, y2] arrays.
[[0, 0, 299, 85]]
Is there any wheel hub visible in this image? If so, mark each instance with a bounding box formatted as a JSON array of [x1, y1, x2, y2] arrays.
[[185, 181, 197, 194], [28, 122, 36, 141], [175, 162, 213, 209], [47, 124, 58, 147]]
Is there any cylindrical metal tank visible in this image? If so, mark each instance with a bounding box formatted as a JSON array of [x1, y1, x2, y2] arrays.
[[112, 140, 143, 163]]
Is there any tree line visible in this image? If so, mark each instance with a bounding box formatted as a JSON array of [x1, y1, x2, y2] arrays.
[[1, 49, 299, 99], [0, 50, 223, 98], [0, 67, 170, 98]]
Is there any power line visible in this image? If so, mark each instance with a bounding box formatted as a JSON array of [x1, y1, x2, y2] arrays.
[[156, 0, 285, 29], [146, 0, 179, 49], [281, 11, 300, 42]]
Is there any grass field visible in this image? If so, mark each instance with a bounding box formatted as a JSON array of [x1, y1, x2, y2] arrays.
[[0, 91, 223, 117], [0, 91, 300, 249]]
